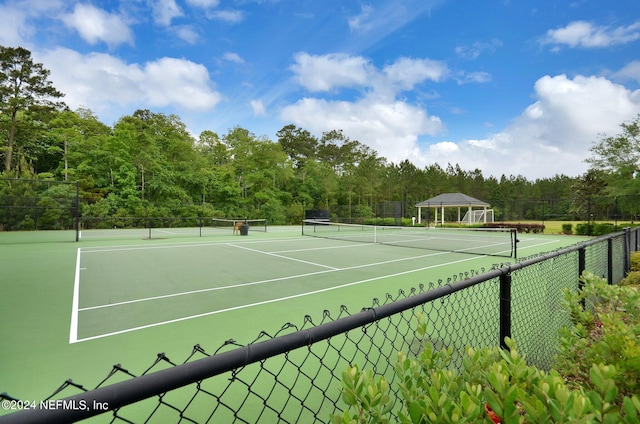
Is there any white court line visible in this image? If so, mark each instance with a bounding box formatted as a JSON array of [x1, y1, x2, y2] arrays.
[[271, 243, 374, 254], [73, 253, 481, 343], [227, 242, 340, 270], [69, 248, 81, 343], [79, 236, 315, 254], [71, 237, 561, 343], [79, 248, 450, 312], [79, 270, 337, 312], [154, 229, 179, 235], [517, 239, 560, 252]]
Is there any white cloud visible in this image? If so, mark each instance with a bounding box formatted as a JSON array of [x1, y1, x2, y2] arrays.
[[173, 25, 200, 44], [423, 74, 640, 178], [455, 39, 503, 60], [61, 4, 133, 47], [283, 50, 640, 179], [37, 47, 221, 123], [152, 0, 183, 26], [0, 4, 30, 46], [144, 57, 221, 109], [290, 53, 449, 97], [613, 60, 640, 83], [290, 53, 373, 92], [223, 52, 245, 64], [186, 0, 220, 8], [250, 99, 265, 116], [206, 9, 244, 23], [282, 52, 453, 164], [348, 4, 375, 32], [347, 1, 446, 35], [383, 57, 448, 88], [530, 74, 640, 143], [429, 141, 459, 155], [543, 20, 640, 49], [456, 71, 492, 85], [281, 96, 444, 163]]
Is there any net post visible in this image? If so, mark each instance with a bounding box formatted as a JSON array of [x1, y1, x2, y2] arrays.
[[75, 181, 80, 242]]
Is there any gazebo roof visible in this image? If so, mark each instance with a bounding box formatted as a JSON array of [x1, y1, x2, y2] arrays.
[[415, 192, 489, 207]]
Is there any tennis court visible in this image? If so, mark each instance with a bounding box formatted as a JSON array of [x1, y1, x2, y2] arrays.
[[1, 224, 587, 412]]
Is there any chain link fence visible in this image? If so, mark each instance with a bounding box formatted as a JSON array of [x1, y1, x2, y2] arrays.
[[326, 195, 640, 224], [0, 178, 79, 237], [1, 228, 638, 424]]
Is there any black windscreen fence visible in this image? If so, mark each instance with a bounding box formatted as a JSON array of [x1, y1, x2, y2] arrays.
[[1, 229, 638, 424]]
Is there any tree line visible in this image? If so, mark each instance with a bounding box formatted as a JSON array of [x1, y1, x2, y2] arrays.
[[1, 45, 639, 226]]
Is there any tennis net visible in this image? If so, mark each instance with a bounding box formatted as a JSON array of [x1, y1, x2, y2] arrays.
[[302, 220, 518, 258], [210, 218, 268, 232]]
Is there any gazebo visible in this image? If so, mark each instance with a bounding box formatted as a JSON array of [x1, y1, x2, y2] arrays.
[[415, 193, 491, 225]]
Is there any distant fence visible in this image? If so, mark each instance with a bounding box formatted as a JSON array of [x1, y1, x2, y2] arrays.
[[0, 178, 79, 240], [329, 195, 640, 225], [1, 228, 638, 423]]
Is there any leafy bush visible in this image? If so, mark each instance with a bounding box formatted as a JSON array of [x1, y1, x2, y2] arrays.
[[562, 223, 573, 235], [556, 272, 640, 402], [620, 271, 640, 287], [332, 279, 640, 423], [593, 223, 618, 236], [482, 223, 545, 233], [575, 222, 621, 236], [630, 251, 640, 272], [332, 337, 640, 423], [575, 223, 593, 235], [18, 216, 35, 230], [363, 217, 397, 226]]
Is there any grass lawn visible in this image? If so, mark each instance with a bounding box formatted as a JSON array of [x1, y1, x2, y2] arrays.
[[508, 220, 636, 235]]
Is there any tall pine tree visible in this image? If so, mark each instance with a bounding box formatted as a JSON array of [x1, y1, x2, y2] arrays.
[[0, 46, 65, 172]]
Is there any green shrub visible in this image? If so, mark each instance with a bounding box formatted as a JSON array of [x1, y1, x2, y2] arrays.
[[556, 272, 640, 403], [575, 223, 592, 235], [332, 337, 640, 423], [575, 222, 621, 236], [620, 271, 640, 287], [562, 223, 573, 235], [593, 223, 618, 236], [363, 217, 397, 226], [630, 251, 640, 272], [19, 216, 35, 230], [332, 283, 640, 424]]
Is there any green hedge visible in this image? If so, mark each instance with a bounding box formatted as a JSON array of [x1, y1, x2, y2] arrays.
[[332, 273, 640, 423], [575, 223, 621, 236]]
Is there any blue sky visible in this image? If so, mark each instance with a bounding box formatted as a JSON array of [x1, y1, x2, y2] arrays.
[[2, 0, 640, 179]]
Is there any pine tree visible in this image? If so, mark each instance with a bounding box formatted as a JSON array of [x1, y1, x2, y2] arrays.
[[0, 46, 65, 172]]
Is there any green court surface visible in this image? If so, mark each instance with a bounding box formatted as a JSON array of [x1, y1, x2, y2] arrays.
[[0, 225, 589, 414]]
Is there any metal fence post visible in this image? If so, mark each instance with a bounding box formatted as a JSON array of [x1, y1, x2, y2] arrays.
[[624, 228, 631, 275], [499, 271, 512, 350], [578, 247, 586, 308], [607, 238, 614, 285]]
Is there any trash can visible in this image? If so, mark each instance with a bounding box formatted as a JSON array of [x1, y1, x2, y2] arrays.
[[240, 223, 249, 236]]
